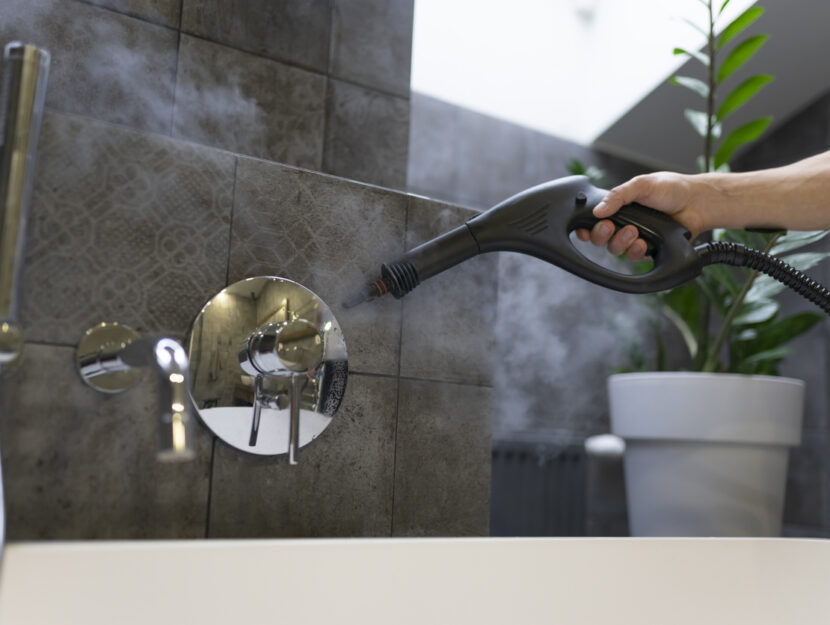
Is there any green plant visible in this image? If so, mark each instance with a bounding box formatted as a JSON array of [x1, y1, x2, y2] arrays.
[[633, 0, 829, 374], [566, 158, 609, 188]]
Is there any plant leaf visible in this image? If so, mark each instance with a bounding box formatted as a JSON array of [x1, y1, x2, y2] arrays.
[[744, 252, 830, 302], [717, 34, 768, 83], [702, 263, 742, 297], [781, 251, 830, 271], [566, 158, 586, 175], [684, 109, 710, 137], [733, 298, 779, 325], [716, 74, 773, 120], [671, 75, 710, 98], [719, 0, 731, 16], [696, 275, 729, 317], [681, 17, 708, 37], [674, 47, 710, 67], [736, 312, 823, 350], [736, 346, 789, 371], [714, 116, 772, 169], [770, 230, 830, 254], [717, 7, 765, 50]]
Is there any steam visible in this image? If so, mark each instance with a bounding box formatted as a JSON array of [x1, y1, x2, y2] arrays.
[[0, 0, 270, 150], [493, 251, 652, 439]]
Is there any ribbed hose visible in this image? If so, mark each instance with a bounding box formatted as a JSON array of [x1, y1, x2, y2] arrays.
[[696, 241, 830, 315]]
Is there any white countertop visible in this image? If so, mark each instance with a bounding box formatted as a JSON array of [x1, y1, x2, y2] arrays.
[[1, 537, 828, 624]]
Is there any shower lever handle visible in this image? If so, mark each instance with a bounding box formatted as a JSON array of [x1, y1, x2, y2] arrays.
[[239, 318, 323, 464]]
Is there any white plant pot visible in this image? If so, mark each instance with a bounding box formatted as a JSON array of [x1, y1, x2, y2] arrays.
[[609, 372, 804, 537]]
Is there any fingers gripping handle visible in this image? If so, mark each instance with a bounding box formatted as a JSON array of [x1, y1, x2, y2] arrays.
[[568, 200, 690, 259], [565, 197, 701, 293], [467, 177, 704, 295]]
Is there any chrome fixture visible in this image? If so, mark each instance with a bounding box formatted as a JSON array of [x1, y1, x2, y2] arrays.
[[187, 276, 348, 461], [0, 41, 50, 569], [0, 42, 50, 372], [76, 323, 196, 462]]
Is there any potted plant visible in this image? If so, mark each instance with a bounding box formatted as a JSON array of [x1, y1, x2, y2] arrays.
[[605, 0, 829, 536]]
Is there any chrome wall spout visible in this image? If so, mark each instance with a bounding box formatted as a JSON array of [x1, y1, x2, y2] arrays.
[[77, 323, 196, 462], [0, 42, 50, 370], [0, 41, 50, 570]]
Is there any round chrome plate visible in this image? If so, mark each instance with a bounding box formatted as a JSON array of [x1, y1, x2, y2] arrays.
[[186, 277, 348, 456]]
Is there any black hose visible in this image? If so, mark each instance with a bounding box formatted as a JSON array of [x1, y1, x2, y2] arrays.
[[696, 241, 830, 315]]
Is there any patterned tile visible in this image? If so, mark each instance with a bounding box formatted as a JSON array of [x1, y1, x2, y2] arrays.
[[22, 112, 234, 344], [0, 0, 178, 134], [400, 197, 497, 386], [181, 0, 330, 72], [330, 0, 414, 97], [393, 379, 492, 536], [207, 374, 396, 538], [173, 35, 326, 168], [0, 344, 212, 539], [85, 0, 181, 26], [228, 157, 407, 376], [323, 79, 409, 189]]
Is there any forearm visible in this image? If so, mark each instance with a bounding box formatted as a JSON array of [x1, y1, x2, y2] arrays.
[[697, 150, 830, 231]]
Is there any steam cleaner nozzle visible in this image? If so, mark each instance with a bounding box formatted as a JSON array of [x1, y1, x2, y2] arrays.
[[342, 279, 389, 309]]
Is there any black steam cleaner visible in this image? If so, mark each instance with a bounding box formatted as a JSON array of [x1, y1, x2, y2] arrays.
[[343, 176, 830, 314]]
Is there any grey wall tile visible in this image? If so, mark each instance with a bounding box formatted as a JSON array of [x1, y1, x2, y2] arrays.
[[0, 344, 212, 539], [400, 197, 497, 386], [228, 157, 406, 376], [207, 374, 397, 538], [0, 0, 178, 134], [85, 0, 181, 26], [22, 112, 234, 344], [734, 89, 830, 172], [173, 35, 326, 168], [181, 0, 330, 72], [330, 0, 414, 97], [324, 79, 410, 190], [393, 379, 492, 536], [407, 92, 647, 210]]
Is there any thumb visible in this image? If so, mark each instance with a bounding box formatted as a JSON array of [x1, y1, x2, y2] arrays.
[[593, 175, 655, 218]]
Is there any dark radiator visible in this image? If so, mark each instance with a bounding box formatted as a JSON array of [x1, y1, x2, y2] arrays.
[[490, 437, 587, 536]]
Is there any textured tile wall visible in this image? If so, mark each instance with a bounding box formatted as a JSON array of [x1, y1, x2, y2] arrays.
[[407, 92, 645, 209], [0, 0, 413, 188], [0, 111, 494, 540], [407, 91, 651, 439], [172, 34, 327, 167]]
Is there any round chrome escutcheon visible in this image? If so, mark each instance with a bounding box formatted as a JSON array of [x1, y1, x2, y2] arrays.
[[187, 277, 348, 456]]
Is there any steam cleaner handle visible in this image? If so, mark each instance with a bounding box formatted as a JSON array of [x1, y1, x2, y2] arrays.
[[467, 177, 705, 294], [380, 176, 705, 298]]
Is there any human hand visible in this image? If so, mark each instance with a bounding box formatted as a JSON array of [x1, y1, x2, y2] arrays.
[[575, 172, 709, 261]]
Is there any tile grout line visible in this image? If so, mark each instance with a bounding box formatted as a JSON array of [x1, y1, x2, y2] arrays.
[[350, 370, 494, 390], [320, 0, 336, 174], [204, 437, 217, 538], [389, 196, 410, 537], [70, 0, 411, 101], [72, 0, 179, 31], [167, 3, 185, 137], [225, 157, 239, 287]]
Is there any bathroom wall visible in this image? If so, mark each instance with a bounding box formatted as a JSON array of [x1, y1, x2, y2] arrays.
[[408, 92, 652, 442], [0, 0, 496, 539], [0, 0, 412, 189], [732, 88, 830, 538], [408, 88, 830, 538], [0, 109, 494, 539]]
